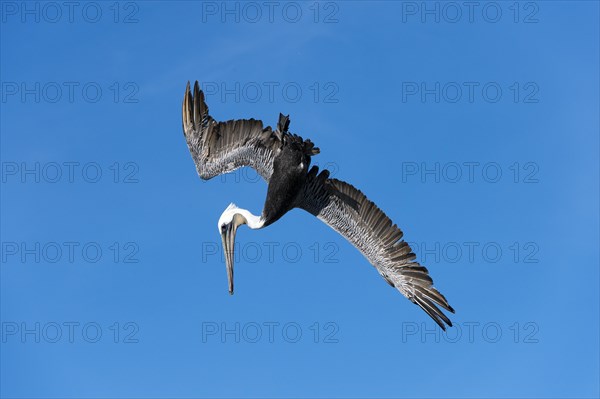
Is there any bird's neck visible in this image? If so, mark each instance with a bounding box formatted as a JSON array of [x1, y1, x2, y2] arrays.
[[237, 209, 265, 230]]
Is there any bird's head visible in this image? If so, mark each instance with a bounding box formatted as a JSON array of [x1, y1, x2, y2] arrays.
[[217, 203, 247, 295]]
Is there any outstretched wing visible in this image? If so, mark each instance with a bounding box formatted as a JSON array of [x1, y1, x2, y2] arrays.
[[296, 166, 455, 330], [182, 81, 283, 181]]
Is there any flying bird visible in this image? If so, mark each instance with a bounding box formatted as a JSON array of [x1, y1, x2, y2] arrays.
[[182, 81, 455, 330]]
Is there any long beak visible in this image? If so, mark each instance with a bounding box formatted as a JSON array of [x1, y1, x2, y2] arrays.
[[220, 221, 237, 295]]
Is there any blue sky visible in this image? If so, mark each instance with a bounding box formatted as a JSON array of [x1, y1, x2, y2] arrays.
[[1, 1, 598, 398]]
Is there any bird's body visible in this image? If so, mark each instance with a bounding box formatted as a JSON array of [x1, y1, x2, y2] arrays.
[[262, 141, 309, 226], [182, 81, 455, 330]]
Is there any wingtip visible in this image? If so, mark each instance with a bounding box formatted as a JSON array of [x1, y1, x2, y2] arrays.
[[412, 295, 453, 331], [183, 81, 191, 130]]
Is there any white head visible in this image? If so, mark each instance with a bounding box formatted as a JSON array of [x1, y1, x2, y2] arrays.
[[217, 203, 239, 233], [216, 203, 265, 295]]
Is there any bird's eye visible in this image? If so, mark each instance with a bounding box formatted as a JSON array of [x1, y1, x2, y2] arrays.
[[221, 224, 227, 233]]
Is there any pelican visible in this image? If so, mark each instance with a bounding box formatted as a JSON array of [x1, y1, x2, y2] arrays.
[[182, 81, 455, 329]]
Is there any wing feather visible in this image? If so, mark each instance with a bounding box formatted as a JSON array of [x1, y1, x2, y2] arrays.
[[296, 166, 454, 330], [182, 81, 282, 181]]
